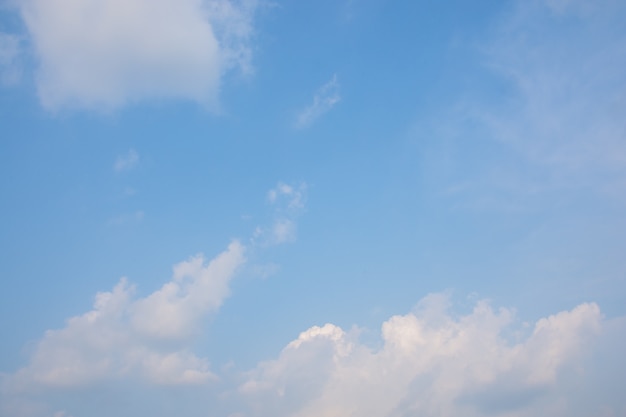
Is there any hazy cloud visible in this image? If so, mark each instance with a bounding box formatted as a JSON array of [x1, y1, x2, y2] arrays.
[[0, 32, 21, 85], [107, 210, 144, 226], [114, 149, 139, 173], [480, 0, 626, 182]]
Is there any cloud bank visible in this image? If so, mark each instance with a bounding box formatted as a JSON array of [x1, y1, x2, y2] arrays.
[[2, 287, 625, 416], [239, 294, 614, 417], [16, 0, 258, 110]]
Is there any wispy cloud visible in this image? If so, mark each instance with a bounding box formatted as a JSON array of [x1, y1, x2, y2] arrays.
[[417, 0, 626, 212], [295, 75, 341, 129], [479, 0, 626, 183], [15, 0, 259, 111], [114, 149, 139, 173], [0, 32, 21, 85], [107, 210, 144, 226], [3, 280, 626, 416], [252, 182, 307, 245]]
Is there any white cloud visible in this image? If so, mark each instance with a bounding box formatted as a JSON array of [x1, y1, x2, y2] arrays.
[[114, 149, 139, 172], [131, 243, 244, 340], [0, 32, 21, 85], [5, 241, 244, 392], [240, 294, 607, 417], [267, 182, 306, 210], [295, 75, 341, 129], [3, 288, 625, 417], [16, 0, 258, 110]]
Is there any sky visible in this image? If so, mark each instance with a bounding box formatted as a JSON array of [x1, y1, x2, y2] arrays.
[[1, 0, 626, 416]]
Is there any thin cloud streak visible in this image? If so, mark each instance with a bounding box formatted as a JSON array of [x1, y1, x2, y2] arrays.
[[295, 75, 341, 129]]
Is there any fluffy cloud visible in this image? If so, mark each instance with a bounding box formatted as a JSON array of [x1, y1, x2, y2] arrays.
[[0, 182, 310, 416], [295, 75, 341, 129], [239, 294, 610, 417], [16, 0, 258, 110], [5, 241, 244, 393], [3, 288, 625, 417], [131, 243, 244, 341]]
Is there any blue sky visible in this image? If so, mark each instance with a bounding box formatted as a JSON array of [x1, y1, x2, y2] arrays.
[[1, 0, 626, 416]]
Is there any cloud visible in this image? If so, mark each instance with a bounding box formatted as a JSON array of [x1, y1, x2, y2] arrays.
[[240, 294, 609, 417], [107, 210, 144, 226], [295, 75, 341, 129], [0, 32, 22, 85], [0, 181, 312, 416], [15, 0, 258, 110], [253, 182, 307, 246], [4, 241, 244, 394], [415, 0, 626, 212], [113, 149, 139, 173], [3, 289, 625, 417], [478, 0, 626, 183]]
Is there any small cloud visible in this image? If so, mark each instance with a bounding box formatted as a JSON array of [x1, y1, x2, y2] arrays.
[[114, 149, 139, 173], [253, 182, 307, 246], [295, 74, 341, 129], [266, 181, 306, 210], [270, 218, 296, 244]]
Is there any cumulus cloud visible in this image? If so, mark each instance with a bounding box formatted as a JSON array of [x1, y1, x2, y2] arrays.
[[3, 289, 625, 417], [16, 0, 258, 110], [240, 294, 608, 417], [4, 241, 244, 393], [0, 182, 314, 416], [113, 149, 139, 173], [0, 32, 21, 85], [295, 75, 341, 129]]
